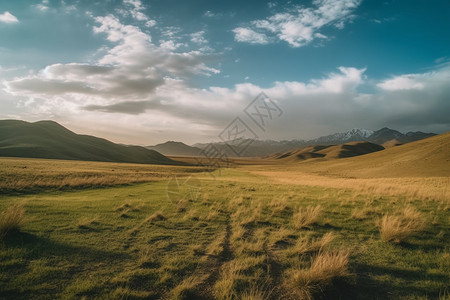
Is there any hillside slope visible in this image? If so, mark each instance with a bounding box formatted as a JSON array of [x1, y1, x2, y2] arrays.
[[147, 141, 202, 156], [267, 142, 385, 162], [0, 120, 177, 165], [297, 132, 450, 177]]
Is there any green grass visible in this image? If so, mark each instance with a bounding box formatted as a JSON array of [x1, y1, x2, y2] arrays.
[[0, 162, 449, 299], [0, 157, 207, 194]]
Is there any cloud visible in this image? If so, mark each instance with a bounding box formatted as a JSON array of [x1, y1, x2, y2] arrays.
[[3, 8, 449, 144], [191, 31, 208, 45], [204, 11, 215, 18], [4, 62, 450, 143], [378, 74, 426, 91], [32, 0, 50, 12], [234, 0, 361, 47], [84, 100, 159, 114], [87, 65, 449, 139], [4, 14, 219, 107], [232, 27, 269, 44], [0, 11, 19, 24], [123, 0, 156, 26]]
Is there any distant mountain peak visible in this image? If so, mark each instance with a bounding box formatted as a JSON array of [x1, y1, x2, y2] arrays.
[[311, 128, 374, 144], [147, 141, 202, 156]]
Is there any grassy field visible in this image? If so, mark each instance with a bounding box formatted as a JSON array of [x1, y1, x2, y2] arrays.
[[0, 157, 449, 299], [0, 157, 206, 194]]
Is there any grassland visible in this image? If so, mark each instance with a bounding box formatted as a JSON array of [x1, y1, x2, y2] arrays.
[[0, 157, 206, 194], [0, 157, 449, 299]]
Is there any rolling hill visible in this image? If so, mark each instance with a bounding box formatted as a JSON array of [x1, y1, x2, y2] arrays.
[[0, 120, 177, 165], [292, 132, 450, 177], [146, 141, 202, 156], [266, 142, 385, 162]]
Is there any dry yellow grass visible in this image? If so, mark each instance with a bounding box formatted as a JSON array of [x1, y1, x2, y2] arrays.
[[0, 204, 25, 240], [146, 212, 167, 223], [0, 157, 205, 192], [292, 232, 335, 255], [170, 274, 208, 300], [293, 205, 323, 229], [240, 284, 272, 300], [77, 216, 99, 229], [250, 170, 450, 202], [206, 231, 226, 257], [270, 196, 289, 216], [351, 207, 379, 220], [214, 261, 242, 300], [286, 250, 350, 300], [380, 206, 426, 243]]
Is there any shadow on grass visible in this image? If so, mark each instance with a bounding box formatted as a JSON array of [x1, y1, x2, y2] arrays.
[[2, 231, 129, 261], [350, 262, 448, 299], [0, 231, 130, 299]]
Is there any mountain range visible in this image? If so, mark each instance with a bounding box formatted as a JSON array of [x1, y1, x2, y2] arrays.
[[0, 120, 438, 162], [146, 141, 202, 157], [189, 127, 436, 157], [0, 120, 177, 165]]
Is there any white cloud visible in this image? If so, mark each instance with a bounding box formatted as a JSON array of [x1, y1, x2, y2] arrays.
[[159, 40, 185, 51], [4, 14, 219, 105], [145, 20, 156, 27], [232, 27, 269, 44], [378, 74, 425, 91], [4, 62, 450, 143], [35, 2, 50, 12], [234, 0, 361, 47], [0, 11, 19, 24], [123, 0, 156, 26], [2, 9, 449, 143], [191, 31, 207, 45], [203, 11, 216, 18]]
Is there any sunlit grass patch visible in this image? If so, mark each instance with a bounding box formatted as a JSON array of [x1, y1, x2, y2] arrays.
[[0, 204, 25, 240], [379, 206, 426, 243], [285, 250, 350, 300], [293, 205, 323, 229]]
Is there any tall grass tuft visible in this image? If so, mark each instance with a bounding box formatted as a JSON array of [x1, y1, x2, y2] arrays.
[[240, 283, 272, 300], [292, 232, 335, 255], [380, 206, 426, 243], [0, 204, 25, 240], [286, 250, 350, 300], [293, 205, 323, 229]]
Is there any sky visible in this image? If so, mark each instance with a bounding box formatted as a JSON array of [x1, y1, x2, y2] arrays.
[[0, 0, 449, 145]]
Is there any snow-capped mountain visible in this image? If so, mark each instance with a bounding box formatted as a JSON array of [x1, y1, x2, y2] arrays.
[[311, 128, 374, 144], [191, 127, 436, 157]]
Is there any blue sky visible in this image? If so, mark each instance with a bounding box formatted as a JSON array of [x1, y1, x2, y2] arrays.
[[0, 0, 449, 144]]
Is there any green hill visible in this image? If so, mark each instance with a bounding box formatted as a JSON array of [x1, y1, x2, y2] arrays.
[[0, 120, 177, 165]]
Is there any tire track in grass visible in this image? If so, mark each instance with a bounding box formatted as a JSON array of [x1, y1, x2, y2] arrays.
[[263, 239, 284, 300], [191, 214, 232, 299]]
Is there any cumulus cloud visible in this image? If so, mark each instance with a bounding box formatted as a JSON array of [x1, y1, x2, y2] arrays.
[[5, 14, 219, 105], [234, 0, 361, 47], [378, 74, 425, 91], [4, 61, 450, 143], [123, 0, 156, 26], [3, 6, 449, 143], [232, 27, 269, 44], [191, 31, 208, 45], [74, 65, 450, 139], [0, 11, 19, 24]]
